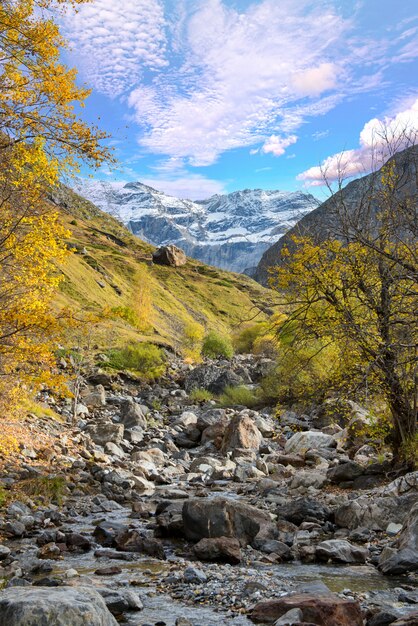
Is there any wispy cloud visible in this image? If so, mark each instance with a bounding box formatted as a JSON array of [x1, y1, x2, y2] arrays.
[[63, 0, 167, 97], [126, 0, 350, 165], [63, 0, 418, 170], [298, 98, 418, 185]]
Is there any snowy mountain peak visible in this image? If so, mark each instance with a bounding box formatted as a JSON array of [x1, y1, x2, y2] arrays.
[[72, 178, 319, 274]]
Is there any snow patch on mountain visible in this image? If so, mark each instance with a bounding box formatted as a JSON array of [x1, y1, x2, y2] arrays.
[[72, 179, 319, 273]]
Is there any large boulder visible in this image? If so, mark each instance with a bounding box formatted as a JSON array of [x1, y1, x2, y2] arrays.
[[250, 593, 363, 625], [379, 501, 418, 574], [327, 461, 364, 484], [335, 493, 418, 530], [284, 431, 336, 455], [0, 586, 118, 626], [152, 245, 186, 267], [184, 364, 243, 394], [182, 497, 275, 547], [221, 414, 262, 453]]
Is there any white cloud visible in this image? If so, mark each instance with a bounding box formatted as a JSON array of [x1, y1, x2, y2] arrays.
[[141, 175, 226, 200], [260, 134, 297, 156], [63, 0, 167, 97], [298, 98, 418, 185], [126, 0, 350, 165], [62, 0, 417, 167], [292, 63, 337, 97]]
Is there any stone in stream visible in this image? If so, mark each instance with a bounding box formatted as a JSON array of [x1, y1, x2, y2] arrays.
[[98, 589, 143, 615], [183, 566, 207, 583], [316, 539, 369, 564], [193, 536, 242, 564], [182, 497, 276, 547], [0, 586, 118, 626], [250, 593, 363, 625], [115, 529, 166, 560]]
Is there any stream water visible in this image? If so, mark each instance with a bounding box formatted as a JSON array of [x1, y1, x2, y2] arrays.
[[21, 505, 412, 626]]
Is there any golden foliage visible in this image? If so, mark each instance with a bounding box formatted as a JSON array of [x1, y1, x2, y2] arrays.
[[271, 158, 418, 452], [0, 0, 111, 410]]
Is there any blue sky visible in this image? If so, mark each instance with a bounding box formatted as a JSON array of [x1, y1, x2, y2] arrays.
[[62, 0, 418, 200]]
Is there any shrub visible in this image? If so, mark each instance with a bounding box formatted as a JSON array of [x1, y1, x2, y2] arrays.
[[106, 342, 166, 379], [201, 331, 233, 359], [253, 334, 278, 357], [20, 476, 68, 505], [0, 487, 7, 508], [182, 321, 204, 360], [233, 322, 268, 353], [110, 305, 139, 327], [189, 388, 213, 403], [218, 385, 258, 408]]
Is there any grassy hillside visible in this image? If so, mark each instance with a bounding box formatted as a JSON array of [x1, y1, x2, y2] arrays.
[[52, 186, 277, 351]]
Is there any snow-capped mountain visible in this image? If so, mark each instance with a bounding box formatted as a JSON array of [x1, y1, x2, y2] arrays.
[[72, 179, 319, 273]]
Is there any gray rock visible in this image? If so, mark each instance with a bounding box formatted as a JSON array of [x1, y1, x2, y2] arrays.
[[182, 497, 275, 547], [0, 546, 11, 560], [316, 539, 369, 564], [327, 461, 364, 483], [335, 493, 418, 530], [185, 365, 242, 393], [183, 566, 207, 584], [83, 385, 106, 408], [119, 400, 147, 430], [85, 421, 124, 446], [0, 586, 118, 626], [274, 608, 303, 625], [379, 501, 418, 574], [290, 470, 327, 491], [98, 589, 143, 615], [279, 498, 331, 525], [285, 431, 336, 454]]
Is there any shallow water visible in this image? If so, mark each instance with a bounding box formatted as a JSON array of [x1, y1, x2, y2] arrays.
[[28, 505, 417, 626]]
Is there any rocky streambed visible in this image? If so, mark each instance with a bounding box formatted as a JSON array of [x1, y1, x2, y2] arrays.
[[0, 355, 417, 626]]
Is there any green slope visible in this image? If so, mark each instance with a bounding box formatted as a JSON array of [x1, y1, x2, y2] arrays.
[[53, 186, 277, 350]]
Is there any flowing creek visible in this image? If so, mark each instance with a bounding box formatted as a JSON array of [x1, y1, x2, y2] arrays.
[[12, 505, 413, 625]]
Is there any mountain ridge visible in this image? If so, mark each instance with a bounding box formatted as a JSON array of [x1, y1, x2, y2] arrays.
[[72, 179, 319, 273]]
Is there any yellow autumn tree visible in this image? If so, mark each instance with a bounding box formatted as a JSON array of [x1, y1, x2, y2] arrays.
[[272, 155, 418, 459], [0, 0, 112, 412]]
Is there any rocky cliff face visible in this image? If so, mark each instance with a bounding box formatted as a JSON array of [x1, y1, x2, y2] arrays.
[[72, 180, 318, 273], [254, 145, 418, 285]]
